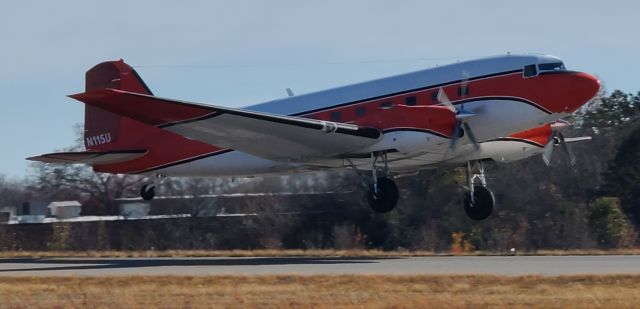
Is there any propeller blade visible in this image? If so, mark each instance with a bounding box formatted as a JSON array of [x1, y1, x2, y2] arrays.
[[455, 109, 476, 121], [449, 120, 461, 152], [437, 87, 456, 113], [462, 122, 480, 150], [460, 70, 470, 99], [542, 132, 556, 166], [557, 132, 577, 166]]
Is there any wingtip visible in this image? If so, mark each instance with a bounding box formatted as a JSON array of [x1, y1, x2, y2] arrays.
[[67, 93, 83, 100], [26, 155, 44, 162]]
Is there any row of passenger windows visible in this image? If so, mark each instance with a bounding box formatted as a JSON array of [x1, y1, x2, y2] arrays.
[[399, 86, 470, 107], [330, 107, 365, 121], [326, 86, 471, 121]]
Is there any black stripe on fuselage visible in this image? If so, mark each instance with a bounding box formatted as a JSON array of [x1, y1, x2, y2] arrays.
[[486, 137, 545, 148], [538, 70, 579, 76], [291, 68, 524, 116], [155, 68, 533, 139], [451, 96, 552, 114]]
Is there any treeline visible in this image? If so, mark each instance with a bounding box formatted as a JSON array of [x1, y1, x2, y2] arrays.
[[0, 90, 638, 252]]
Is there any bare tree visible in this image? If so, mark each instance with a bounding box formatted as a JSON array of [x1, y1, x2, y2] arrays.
[[28, 123, 144, 214]]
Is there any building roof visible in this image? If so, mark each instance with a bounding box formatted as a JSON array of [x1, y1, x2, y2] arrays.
[[47, 201, 82, 208]]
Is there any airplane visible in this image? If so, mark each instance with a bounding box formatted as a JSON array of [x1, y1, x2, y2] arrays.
[[28, 54, 600, 220]]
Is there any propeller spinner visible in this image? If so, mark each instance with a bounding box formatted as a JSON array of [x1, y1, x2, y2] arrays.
[[436, 86, 480, 152]]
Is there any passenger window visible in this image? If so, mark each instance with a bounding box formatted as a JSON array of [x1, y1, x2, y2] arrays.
[[523, 64, 537, 77], [380, 102, 393, 109], [431, 91, 439, 102], [355, 106, 366, 117], [405, 96, 417, 106], [457, 86, 469, 96], [330, 111, 341, 122]]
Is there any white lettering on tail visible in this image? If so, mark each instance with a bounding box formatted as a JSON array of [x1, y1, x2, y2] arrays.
[[85, 132, 112, 147]]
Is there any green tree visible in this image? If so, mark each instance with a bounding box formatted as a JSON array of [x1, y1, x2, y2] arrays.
[[603, 122, 640, 226], [588, 197, 632, 248]]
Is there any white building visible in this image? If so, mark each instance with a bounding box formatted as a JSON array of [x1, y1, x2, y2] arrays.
[[48, 201, 82, 219], [0, 206, 17, 223]]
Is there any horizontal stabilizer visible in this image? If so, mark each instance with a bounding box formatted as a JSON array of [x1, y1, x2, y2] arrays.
[[27, 150, 147, 165]]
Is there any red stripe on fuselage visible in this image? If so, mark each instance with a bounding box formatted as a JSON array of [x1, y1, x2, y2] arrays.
[[301, 70, 598, 127]]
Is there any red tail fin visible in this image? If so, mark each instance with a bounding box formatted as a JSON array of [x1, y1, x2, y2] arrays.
[[85, 59, 153, 94], [83, 60, 153, 151]]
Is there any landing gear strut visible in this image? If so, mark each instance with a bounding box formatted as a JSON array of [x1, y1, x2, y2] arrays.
[[463, 160, 494, 220], [348, 152, 399, 213], [140, 174, 166, 201]]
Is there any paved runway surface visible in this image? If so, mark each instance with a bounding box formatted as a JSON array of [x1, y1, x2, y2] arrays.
[[1, 255, 639, 276]]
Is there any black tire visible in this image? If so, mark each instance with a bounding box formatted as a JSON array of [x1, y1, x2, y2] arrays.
[[367, 177, 399, 213], [463, 186, 494, 220], [140, 185, 155, 201]]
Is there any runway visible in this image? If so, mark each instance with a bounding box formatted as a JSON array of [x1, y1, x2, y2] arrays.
[[1, 255, 639, 276]]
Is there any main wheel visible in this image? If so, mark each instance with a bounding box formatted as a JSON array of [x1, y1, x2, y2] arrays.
[[367, 177, 399, 213], [140, 184, 156, 201], [463, 186, 494, 220]]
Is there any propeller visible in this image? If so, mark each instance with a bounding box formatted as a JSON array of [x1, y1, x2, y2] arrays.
[[542, 119, 576, 166], [437, 82, 480, 153]]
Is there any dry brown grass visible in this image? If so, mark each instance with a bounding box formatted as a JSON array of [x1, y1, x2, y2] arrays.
[[1, 248, 640, 258], [0, 274, 639, 308]]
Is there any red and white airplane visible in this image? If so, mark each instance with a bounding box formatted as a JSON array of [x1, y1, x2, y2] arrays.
[[29, 54, 600, 220]]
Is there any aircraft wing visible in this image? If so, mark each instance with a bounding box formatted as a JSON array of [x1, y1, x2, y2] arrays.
[[27, 150, 147, 165], [69, 89, 382, 161]]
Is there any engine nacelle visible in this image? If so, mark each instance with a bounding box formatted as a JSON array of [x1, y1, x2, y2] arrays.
[[363, 130, 448, 155]]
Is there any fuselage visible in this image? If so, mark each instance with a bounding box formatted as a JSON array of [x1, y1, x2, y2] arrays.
[[95, 54, 599, 176]]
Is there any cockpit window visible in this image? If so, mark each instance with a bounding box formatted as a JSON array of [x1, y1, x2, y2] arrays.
[[523, 64, 537, 77], [538, 62, 566, 72]]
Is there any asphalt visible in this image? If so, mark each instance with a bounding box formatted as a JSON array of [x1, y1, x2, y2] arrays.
[[1, 255, 639, 276]]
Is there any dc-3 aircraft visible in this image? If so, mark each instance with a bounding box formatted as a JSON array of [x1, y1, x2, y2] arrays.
[[28, 54, 600, 220]]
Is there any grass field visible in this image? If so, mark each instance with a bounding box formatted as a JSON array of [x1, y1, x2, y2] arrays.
[[1, 248, 640, 258], [0, 274, 638, 308]]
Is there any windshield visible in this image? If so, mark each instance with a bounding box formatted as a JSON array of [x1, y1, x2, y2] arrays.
[[538, 62, 566, 72]]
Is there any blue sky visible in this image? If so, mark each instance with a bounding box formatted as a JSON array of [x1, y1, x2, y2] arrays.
[[1, 0, 638, 179]]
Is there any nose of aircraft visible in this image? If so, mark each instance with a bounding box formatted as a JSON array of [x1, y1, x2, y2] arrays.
[[570, 72, 600, 110]]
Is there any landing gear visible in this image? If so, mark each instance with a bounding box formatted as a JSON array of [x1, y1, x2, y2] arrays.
[[348, 152, 400, 213], [368, 177, 399, 213], [463, 160, 494, 220], [464, 186, 494, 220], [140, 184, 155, 201], [139, 174, 165, 201]]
